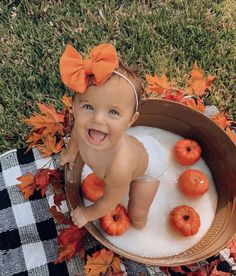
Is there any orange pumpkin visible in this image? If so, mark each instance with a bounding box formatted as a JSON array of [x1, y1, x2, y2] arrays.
[[99, 204, 130, 236], [173, 139, 202, 165], [81, 173, 105, 202], [178, 169, 209, 198], [169, 205, 200, 236]]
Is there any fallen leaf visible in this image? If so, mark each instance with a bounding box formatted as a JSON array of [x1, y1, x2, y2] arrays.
[[49, 206, 71, 225], [145, 74, 172, 96], [36, 136, 64, 157], [163, 89, 184, 102], [16, 173, 35, 199], [61, 94, 73, 109], [211, 112, 228, 129], [55, 225, 87, 263], [181, 97, 205, 113], [186, 63, 216, 96], [24, 102, 65, 137], [84, 249, 122, 276], [209, 266, 231, 276], [24, 128, 46, 153], [54, 192, 66, 208], [226, 127, 236, 144], [35, 169, 51, 197], [227, 237, 236, 255]]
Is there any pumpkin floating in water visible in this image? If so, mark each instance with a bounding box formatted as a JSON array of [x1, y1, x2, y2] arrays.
[[100, 204, 130, 236], [81, 173, 105, 202], [173, 139, 202, 165], [169, 205, 201, 237], [178, 169, 209, 198]]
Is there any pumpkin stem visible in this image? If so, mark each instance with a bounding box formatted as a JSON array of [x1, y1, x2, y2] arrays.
[[183, 215, 190, 221], [186, 146, 191, 152], [113, 215, 119, 222]]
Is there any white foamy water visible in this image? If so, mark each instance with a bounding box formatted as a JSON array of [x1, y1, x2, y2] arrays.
[[81, 126, 218, 257]]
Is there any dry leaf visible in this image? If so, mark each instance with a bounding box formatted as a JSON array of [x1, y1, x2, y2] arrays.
[[35, 169, 50, 197], [25, 128, 45, 153], [225, 127, 236, 144], [49, 206, 71, 225], [186, 63, 216, 96], [55, 225, 87, 263], [54, 192, 66, 208], [84, 249, 122, 276], [181, 97, 205, 113], [36, 136, 64, 157], [61, 94, 73, 109], [163, 89, 184, 102], [16, 173, 35, 199], [24, 102, 65, 137], [145, 74, 172, 95], [211, 112, 228, 129]]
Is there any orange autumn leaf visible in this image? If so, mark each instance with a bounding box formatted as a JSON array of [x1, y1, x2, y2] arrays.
[[25, 128, 46, 153], [226, 127, 236, 144], [36, 136, 64, 157], [181, 97, 205, 113], [145, 74, 172, 95], [24, 102, 65, 137], [55, 225, 87, 263], [210, 112, 228, 129], [186, 63, 216, 96], [84, 249, 122, 276], [61, 94, 73, 109], [16, 173, 36, 199], [49, 206, 71, 225]]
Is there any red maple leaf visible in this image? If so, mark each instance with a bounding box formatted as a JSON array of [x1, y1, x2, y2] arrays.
[[54, 225, 87, 263], [54, 192, 66, 209], [49, 206, 71, 225]]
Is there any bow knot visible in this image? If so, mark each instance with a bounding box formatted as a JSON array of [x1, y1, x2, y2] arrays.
[[59, 43, 119, 93], [83, 59, 93, 75]]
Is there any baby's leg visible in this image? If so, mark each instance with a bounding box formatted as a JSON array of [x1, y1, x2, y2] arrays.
[[127, 179, 159, 229]]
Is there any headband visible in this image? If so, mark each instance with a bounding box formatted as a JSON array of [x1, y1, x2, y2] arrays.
[[59, 43, 139, 111]]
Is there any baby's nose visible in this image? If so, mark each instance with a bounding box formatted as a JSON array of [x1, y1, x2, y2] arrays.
[[93, 111, 106, 125]]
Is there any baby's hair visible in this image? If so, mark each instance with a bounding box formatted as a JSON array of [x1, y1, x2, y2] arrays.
[[113, 59, 144, 110]]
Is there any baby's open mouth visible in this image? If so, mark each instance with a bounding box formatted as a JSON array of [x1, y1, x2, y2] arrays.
[[88, 129, 107, 142]]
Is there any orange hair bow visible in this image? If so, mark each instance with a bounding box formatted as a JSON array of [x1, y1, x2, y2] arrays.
[[59, 43, 119, 93]]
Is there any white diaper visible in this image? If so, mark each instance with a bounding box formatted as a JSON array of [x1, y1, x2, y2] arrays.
[[132, 134, 168, 180]]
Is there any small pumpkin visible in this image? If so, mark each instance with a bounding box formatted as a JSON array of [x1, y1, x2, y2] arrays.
[[99, 204, 130, 236], [178, 169, 209, 198], [81, 173, 105, 202], [173, 139, 202, 165], [169, 205, 201, 236]]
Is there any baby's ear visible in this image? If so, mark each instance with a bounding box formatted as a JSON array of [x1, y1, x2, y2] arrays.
[[128, 111, 139, 128]]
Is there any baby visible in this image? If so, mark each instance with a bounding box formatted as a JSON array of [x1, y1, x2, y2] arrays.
[[60, 43, 168, 229]]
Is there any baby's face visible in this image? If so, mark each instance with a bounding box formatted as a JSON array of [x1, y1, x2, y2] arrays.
[[73, 77, 139, 151]]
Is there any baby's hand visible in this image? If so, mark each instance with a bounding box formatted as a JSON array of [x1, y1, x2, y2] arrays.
[[60, 148, 75, 170], [70, 206, 88, 228]]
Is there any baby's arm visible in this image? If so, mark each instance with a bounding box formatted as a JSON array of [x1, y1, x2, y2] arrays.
[[60, 126, 79, 169], [71, 166, 132, 228]]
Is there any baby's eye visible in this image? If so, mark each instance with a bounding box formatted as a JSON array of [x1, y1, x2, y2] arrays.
[[82, 104, 93, 110], [109, 109, 119, 116]]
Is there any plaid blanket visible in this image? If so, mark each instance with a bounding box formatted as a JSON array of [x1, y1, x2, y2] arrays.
[[0, 147, 235, 276]]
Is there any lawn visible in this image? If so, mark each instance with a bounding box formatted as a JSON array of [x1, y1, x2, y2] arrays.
[[0, 0, 235, 153]]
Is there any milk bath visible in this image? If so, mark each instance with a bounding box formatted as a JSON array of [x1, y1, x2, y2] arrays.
[[81, 126, 218, 257]]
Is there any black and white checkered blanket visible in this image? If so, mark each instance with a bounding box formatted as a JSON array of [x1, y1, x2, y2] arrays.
[[0, 148, 167, 276], [0, 147, 235, 276]]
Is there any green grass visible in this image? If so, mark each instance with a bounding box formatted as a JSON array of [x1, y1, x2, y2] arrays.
[[0, 0, 235, 153]]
